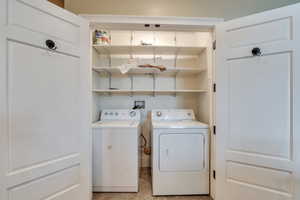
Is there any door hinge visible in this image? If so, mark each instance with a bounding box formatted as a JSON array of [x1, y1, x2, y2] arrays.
[[213, 83, 216, 92], [213, 40, 216, 50], [213, 125, 216, 135], [213, 170, 216, 179]]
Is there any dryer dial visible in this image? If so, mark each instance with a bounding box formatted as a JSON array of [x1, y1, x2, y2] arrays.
[[130, 111, 136, 118]]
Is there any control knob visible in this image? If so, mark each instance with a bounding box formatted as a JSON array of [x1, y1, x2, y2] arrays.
[[130, 111, 136, 117]]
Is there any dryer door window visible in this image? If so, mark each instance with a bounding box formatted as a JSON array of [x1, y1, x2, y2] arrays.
[[159, 133, 205, 171]]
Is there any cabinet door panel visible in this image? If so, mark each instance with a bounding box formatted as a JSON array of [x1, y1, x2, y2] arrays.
[[8, 41, 80, 171], [93, 129, 138, 187]]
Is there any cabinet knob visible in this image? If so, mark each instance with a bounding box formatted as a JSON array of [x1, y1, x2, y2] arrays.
[[45, 40, 57, 50], [156, 111, 162, 117], [252, 47, 262, 56]]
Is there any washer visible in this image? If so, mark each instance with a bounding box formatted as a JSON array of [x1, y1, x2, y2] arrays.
[[92, 109, 141, 192], [151, 109, 209, 196]]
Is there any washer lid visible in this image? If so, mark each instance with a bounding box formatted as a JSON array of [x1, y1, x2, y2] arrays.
[[152, 120, 208, 129], [92, 120, 140, 128]]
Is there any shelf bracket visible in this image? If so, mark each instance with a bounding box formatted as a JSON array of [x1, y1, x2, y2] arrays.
[[130, 75, 134, 97], [99, 46, 111, 67], [153, 74, 156, 97], [174, 72, 178, 97], [108, 71, 112, 97], [109, 52, 112, 67], [108, 72, 112, 88], [130, 31, 134, 60], [174, 48, 179, 68], [93, 46, 101, 55], [153, 46, 156, 65]]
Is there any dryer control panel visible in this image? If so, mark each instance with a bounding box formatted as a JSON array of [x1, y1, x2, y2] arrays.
[[101, 109, 141, 121], [151, 109, 195, 121]]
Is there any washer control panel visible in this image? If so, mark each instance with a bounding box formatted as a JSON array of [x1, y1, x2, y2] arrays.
[[152, 109, 195, 121], [101, 109, 140, 121]]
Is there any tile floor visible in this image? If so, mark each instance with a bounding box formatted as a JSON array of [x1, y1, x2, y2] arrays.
[[93, 168, 211, 200]]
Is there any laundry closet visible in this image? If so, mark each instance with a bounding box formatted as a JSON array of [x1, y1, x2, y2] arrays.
[[88, 18, 217, 195], [84, 11, 300, 199], [90, 21, 215, 164], [89, 20, 216, 197]]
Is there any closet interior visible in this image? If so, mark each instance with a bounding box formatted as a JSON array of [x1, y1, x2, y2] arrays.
[[90, 23, 214, 175]]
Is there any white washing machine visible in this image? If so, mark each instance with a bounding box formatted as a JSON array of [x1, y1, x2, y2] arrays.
[[151, 109, 209, 196], [92, 109, 141, 192]]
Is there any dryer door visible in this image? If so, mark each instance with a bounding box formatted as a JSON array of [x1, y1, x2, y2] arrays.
[[159, 133, 206, 171]]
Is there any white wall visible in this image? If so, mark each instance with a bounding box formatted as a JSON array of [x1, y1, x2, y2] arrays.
[[65, 0, 300, 20]]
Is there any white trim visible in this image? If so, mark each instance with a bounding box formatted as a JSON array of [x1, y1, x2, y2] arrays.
[[78, 17, 93, 200], [93, 186, 138, 192], [80, 14, 223, 27], [0, 1, 7, 200]]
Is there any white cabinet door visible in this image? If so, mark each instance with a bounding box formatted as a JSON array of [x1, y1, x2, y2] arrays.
[[0, 1, 90, 200], [216, 3, 300, 200], [93, 128, 138, 191]]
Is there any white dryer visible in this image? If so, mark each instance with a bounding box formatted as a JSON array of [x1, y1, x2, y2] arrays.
[[92, 109, 141, 192], [151, 109, 209, 196]]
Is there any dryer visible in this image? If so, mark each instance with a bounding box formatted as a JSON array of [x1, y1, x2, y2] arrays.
[[92, 109, 141, 192], [151, 109, 209, 196]]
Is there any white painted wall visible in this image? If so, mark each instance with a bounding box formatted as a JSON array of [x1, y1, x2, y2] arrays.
[[65, 0, 300, 20]]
